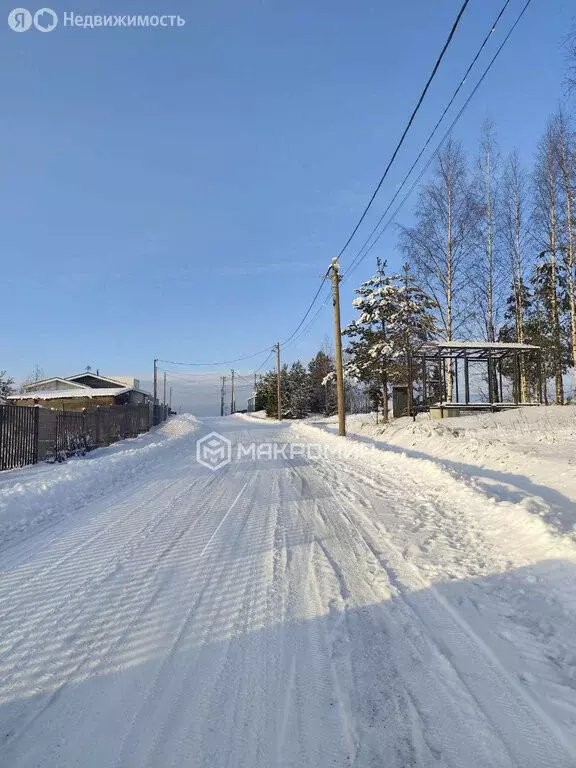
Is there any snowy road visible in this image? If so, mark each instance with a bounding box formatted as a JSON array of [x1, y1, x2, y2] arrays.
[[2, 416, 576, 767]]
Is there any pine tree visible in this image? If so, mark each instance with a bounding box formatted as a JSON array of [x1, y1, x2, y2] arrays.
[[533, 119, 566, 403], [308, 350, 335, 415], [0, 371, 15, 400], [287, 361, 311, 418], [344, 259, 436, 421], [531, 255, 571, 400], [552, 109, 576, 397], [395, 264, 438, 412]]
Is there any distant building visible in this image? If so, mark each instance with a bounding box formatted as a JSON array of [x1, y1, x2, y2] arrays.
[[9, 372, 152, 411]]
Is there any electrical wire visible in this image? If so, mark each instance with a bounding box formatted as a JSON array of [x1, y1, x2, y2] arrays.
[[278, 270, 330, 346], [254, 349, 275, 373], [155, 272, 329, 368], [157, 0, 533, 368], [335, 0, 471, 261], [157, 347, 273, 367], [342, 0, 515, 280], [343, 0, 533, 283], [281, 289, 333, 352]]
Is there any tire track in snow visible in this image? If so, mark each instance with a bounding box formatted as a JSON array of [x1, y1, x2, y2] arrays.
[[303, 441, 576, 767], [1, 472, 250, 753]]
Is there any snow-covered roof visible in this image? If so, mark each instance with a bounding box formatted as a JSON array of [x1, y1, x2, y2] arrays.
[[8, 387, 131, 401], [425, 340, 539, 350], [66, 373, 126, 386], [21, 377, 87, 392]]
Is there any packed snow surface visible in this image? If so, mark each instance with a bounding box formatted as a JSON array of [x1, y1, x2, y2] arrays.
[[1, 411, 576, 766]]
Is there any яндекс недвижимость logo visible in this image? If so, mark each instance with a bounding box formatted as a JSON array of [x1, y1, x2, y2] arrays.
[[8, 9, 185, 31], [8, 7, 58, 31]]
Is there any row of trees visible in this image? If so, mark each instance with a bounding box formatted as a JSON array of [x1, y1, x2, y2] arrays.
[[254, 263, 438, 420], [399, 109, 576, 405], [257, 103, 576, 417], [255, 350, 338, 418]]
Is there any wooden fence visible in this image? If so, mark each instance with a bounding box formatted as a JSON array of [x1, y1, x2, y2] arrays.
[[0, 403, 169, 471]]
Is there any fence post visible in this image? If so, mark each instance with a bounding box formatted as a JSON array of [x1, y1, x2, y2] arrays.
[[54, 412, 59, 459], [32, 406, 40, 465], [0, 406, 4, 471]]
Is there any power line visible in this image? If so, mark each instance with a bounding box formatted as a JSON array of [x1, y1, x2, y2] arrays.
[[155, 2, 469, 367], [343, 0, 533, 283], [254, 349, 275, 373], [278, 271, 330, 346], [335, 0, 471, 261], [258, 0, 472, 354], [157, 0, 532, 369], [155, 273, 329, 368], [157, 346, 273, 367], [343, 0, 515, 280], [282, 289, 332, 352]]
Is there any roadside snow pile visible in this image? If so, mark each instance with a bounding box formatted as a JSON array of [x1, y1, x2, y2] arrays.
[[0, 414, 198, 548], [236, 411, 273, 422], [306, 407, 576, 539], [157, 414, 198, 437]]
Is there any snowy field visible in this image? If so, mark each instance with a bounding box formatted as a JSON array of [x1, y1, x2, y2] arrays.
[[1, 410, 576, 766]]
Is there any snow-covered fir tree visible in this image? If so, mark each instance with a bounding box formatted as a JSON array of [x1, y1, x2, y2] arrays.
[[0, 371, 15, 401], [343, 259, 437, 421]]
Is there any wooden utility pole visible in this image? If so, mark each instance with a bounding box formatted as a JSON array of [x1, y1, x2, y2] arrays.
[[275, 342, 282, 420], [153, 359, 158, 402], [230, 369, 235, 414], [163, 372, 167, 406], [220, 376, 226, 417], [330, 258, 346, 436]]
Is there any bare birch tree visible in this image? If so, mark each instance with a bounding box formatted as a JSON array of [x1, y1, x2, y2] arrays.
[[565, 27, 576, 95], [399, 139, 477, 397], [533, 118, 565, 404], [472, 119, 504, 342], [500, 150, 530, 399]]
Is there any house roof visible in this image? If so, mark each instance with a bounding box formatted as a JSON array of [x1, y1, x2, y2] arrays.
[[22, 376, 87, 391], [8, 387, 132, 401], [66, 373, 126, 386]]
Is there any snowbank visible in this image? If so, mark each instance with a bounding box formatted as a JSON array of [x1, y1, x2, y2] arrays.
[[304, 407, 576, 539], [236, 411, 276, 422], [0, 415, 198, 548], [237, 410, 269, 420]]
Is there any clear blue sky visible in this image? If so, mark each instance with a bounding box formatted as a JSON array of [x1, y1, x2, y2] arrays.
[[1, 0, 574, 411]]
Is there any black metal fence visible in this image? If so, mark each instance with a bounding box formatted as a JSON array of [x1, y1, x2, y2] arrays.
[[0, 403, 169, 471]]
